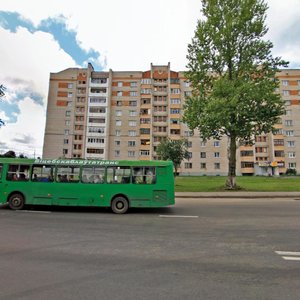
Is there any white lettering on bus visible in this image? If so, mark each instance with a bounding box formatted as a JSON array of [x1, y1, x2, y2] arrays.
[[34, 159, 119, 166]]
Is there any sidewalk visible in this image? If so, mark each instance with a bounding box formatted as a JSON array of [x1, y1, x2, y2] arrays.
[[175, 191, 300, 198]]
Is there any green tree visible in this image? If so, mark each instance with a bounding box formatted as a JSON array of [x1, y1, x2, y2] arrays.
[[156, 138, 190, 176], [183, 0, 288, 189], [0, 84, 5, 127], [2, 150, 16, 158]]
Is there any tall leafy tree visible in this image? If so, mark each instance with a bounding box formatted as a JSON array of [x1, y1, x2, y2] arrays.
[[0, 84, 5, 127], [183, 0, 288, 188], [156, 138, 190, 176]]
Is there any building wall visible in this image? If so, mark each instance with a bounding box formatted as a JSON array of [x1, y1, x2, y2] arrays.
[[43, 64, 300, 176]]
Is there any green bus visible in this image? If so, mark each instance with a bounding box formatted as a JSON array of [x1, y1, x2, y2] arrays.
[[0, 158, 175, 214]]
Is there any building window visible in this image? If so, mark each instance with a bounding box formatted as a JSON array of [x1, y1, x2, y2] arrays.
[[141, 88, 151, 94], [288, 162, 296, 169], [200, 141, 206, 147], [130, 82, 137, 88], [241, 150, 254, 156], [273, 139, 284, 146], [170, 108, 181, 114], [282, 80, 289, 86], [286, 130, 294, 136], [128, 130, 136, 137], [214, 163, 220, 170], [65, 120, 70, 126], [214, 152, 220, 158], [141, 78, 151, 84], [64, 130, 69, 135], [128, 141, 136, 147], [171, 88, 181, 94], [68, 92, 73, 98], [129, 110, 137, 116], [87, 148, 104, 154], [117, 91, 122, 97], [130, 91, 138, 97], [140, 150, 150, 156], [116, 110, 122, 117], [115, 150, 120, 157], [170, 99, 181, 104], [184, 163, 192, 169], [285, 120, 293, 126], [129, 101, 137, 106], [200, 152, 206, 158], [128, 151, 135, 157], [63, 139, 69, 144], [200, 163, 206, 169], [63, 149, 68, 155], [115, 130, 121, 136], [286, 109, 291, 116], [116, 120, 122, 126], [68, 83, 73, 89], [213, 141, 220, 147], [283, 90, 290, 96], [288, 152, 296, 158], [89, 127, 105, 134], [241, 162, 254, 168], [115, 140, 121, 146], [129, 120, 137, 126], [117, 81, 123, 87]]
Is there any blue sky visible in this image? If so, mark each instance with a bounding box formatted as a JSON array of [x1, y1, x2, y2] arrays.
[[0, 0, 300, 157]]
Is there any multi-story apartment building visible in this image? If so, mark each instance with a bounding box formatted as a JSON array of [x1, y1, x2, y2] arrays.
[[43, 63, 300, 176]]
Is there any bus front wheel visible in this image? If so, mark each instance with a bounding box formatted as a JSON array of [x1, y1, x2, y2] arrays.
[[8, 193, 25, 210], [111, 197, 129, 214]]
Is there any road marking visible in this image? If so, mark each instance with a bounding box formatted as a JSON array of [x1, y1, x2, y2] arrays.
[[16, 210, 51, 214], [159, 215, 199, 218], [282, 256, 300, 261], [275, 251, 300, 256], [275, 251, 300, 261]]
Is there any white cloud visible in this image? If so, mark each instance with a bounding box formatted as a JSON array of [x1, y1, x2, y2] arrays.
[[0, 26, 77, 156], [0, 26, 76, 94], [0, 97, 45, 156]]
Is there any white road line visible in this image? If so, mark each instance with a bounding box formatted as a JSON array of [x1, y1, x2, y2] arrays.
[[159, 215, 199, 218], [275, 251, 300, 256], [282, 256, 300, 261], [15, 210, 51, 214]]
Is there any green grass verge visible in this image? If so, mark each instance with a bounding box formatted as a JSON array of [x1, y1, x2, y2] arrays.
[[175, 176, 300, 192]]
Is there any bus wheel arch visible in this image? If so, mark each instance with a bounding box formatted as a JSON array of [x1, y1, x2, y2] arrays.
[[8, 192, 26, 210], [111, 195, 129, 214]]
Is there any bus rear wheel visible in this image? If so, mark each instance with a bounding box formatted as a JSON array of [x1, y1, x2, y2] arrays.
[[111, 197, 129, 214], [8, 193, 25, 210]]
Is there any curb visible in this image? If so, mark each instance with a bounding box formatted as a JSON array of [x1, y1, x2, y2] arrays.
[[175, 192, 300, 199]]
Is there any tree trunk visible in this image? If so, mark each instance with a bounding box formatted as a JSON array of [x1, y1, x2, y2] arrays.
[[226, 136, 237, 189]]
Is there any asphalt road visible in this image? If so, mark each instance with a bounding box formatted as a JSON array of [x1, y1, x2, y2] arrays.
[[0, 197, 300, 300]]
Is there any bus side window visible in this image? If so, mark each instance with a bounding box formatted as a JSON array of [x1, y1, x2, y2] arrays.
[[6, 164, 30, 181], [107, 167, 131, 184], [81, 167, 105, 184], [133, 167, 156, 184], [32, 165, 54, 182], [56, 166, 80, 183]]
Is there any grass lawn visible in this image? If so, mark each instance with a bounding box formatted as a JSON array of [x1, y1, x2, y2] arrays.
[[175, 176, 300, 192]]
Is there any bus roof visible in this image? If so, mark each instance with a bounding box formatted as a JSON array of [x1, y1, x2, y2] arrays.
[[0, 158, 173, 167]]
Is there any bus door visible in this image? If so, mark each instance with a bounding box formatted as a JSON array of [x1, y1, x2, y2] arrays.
[[130, 166, 156, 207], [80, 166, 106, 206], [31, 165, 55, 205], [52, 165, 81, 206]]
